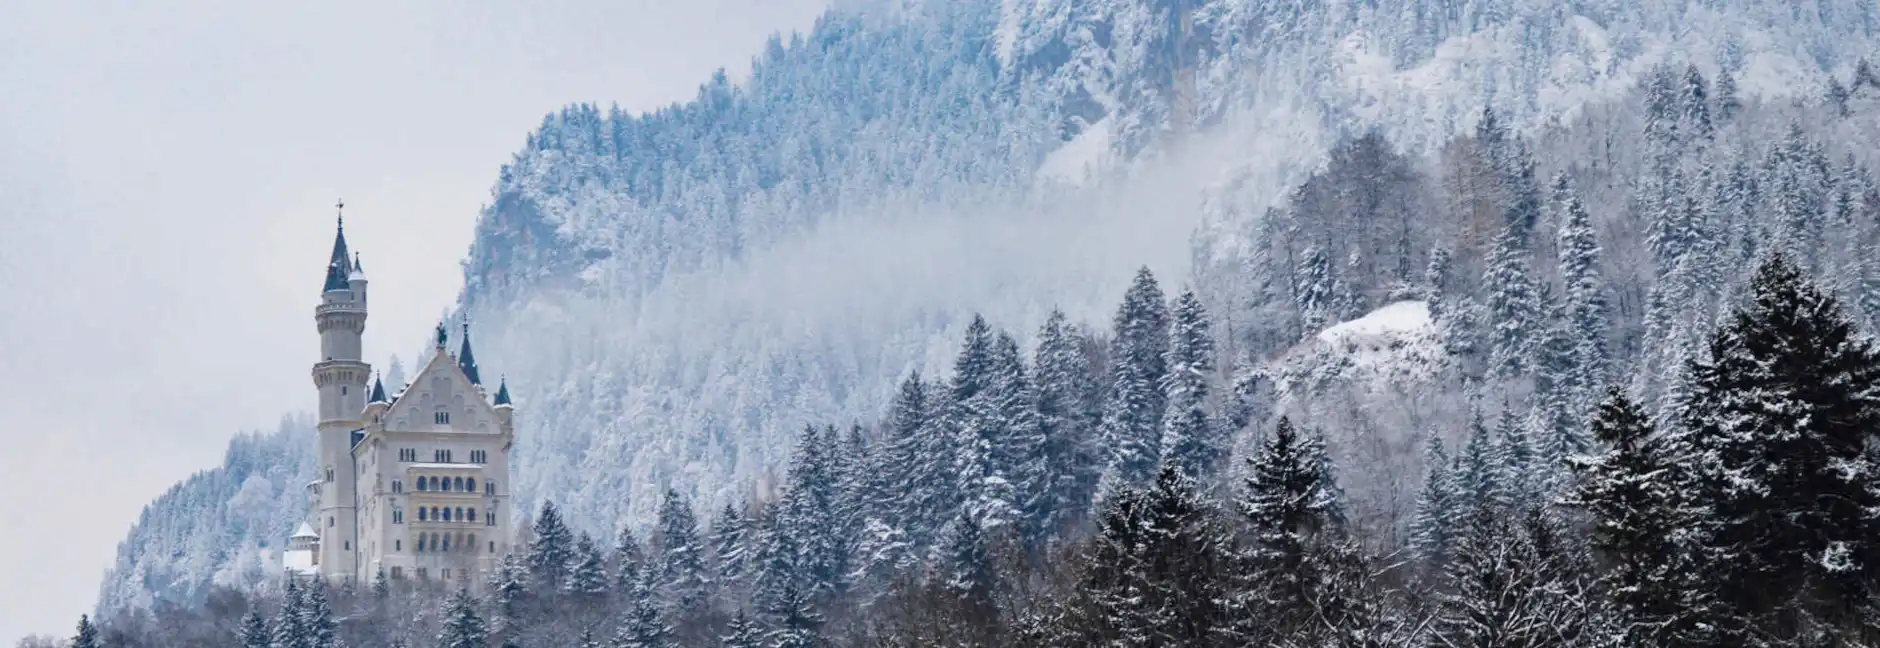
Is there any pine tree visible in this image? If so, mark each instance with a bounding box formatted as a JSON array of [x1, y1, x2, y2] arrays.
[[240, 609, 271, 648], [1083, 464, 1230, 646], [1428, 504, 1573, 647], [438, 588, 489, 648], [1230, 417, 1344, 640], [1160, 289, 1221, 483], [1491, 408, 1535, 508], [372, 566, 391, 600], [1482, 226, 1541, 380], [935, 511, 996, 619], [72, 614, 100, 648], [1032, 309, 1102, 539], [1554, 172, 1608, 411], [880, 371, 939, 540], [720, 610, 762, 648], [1715, 69, 1741, 121], [301, 579, 337, 648], [710, 503, 748, 586], [1098, 267, 1171, 489], [1563, 387, 1704, 646], [567, 532, 609, 599], [490, 552, 528, 619], [526, 501, 576, 591], [1296, 245, 1337, 333], [1678, 255, 1880, 640], [654, 489, 708, 607], [1457, 409, 1501, 512], [762, 580, 823, 648], [1409, 437, 1458, 565], [272, 579, 306, 648], [611, 577, 673, 648], [612, 527, 646, 593]]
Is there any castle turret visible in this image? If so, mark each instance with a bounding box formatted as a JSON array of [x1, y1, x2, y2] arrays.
[[310, 205, 370, 584]]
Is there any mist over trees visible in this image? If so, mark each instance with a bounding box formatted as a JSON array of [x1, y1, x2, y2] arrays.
[[86, 0, 1880, 643]]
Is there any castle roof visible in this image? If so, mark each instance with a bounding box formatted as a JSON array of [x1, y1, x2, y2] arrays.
[[322, 216, 353, 292], [291, 521, 318, 540], [493, 376, 512, 406], [369, 374, 388, 404], [458, 322, 482, 385]]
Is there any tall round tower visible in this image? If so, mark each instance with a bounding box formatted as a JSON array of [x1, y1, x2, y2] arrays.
[[310, 209, 370, 584]]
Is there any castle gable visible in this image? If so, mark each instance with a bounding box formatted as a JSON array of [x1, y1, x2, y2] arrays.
[[381, 350, 500, 434]]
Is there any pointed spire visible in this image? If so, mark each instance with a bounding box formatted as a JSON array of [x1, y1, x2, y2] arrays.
[[493, 375, 512, 407], [459, 320, 482, 385], [351, 252, 366, 278], [369, 373, 388, 404], [322, 201, 353, 292]]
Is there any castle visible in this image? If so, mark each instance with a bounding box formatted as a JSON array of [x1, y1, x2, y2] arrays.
[[283, 211, 518, 588]]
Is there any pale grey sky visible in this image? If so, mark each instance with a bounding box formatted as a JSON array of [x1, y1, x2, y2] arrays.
[[0, 1, 828, 641]]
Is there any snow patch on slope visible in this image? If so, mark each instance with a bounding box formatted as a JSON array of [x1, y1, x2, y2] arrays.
[[1266, 300, 1449, 398]]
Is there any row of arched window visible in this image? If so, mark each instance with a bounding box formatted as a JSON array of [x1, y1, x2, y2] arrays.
[[416, 506, 478, 523], [415, 475, 491, 493], [414, 532, 477, 554]]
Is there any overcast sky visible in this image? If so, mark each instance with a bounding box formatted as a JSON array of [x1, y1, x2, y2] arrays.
[[0, 1, 828, 641]]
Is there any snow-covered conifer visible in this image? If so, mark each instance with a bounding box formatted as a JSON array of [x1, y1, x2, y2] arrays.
[[1159, 289, 1220, 482], [438, 588, 488, 648], [1098, 267, 1170, 489]]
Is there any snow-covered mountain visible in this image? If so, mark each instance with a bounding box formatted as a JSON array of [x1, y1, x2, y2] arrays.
[[97, 0, 1880, 615]]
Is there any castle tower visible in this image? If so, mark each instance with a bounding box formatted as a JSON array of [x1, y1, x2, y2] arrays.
[[310, 203, 371, 583]]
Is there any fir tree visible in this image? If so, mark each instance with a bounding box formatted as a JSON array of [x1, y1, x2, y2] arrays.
[[1098, 266, 1171, 489], [567, 532, 609, 599], [612, 527, 646, 593], [654, 489, 708, 607], [1457, 409, 1502, 512], [526, 501, 576, 591], [372, 566, 391, 600], [1159, 288, 1220, 482], [72, 614, 100, 648], [710, 503, 748, 586], [935, 511, 996, 619], [762, 580, 823, 648], [241, 609, 271, 648], [1563, 387, 1704, 646], [1409, 437, 1458, 565], [1428, 504, 1574, 647], [1032, 309, 1102, 538], [611, 577, 673, 648], [1554, 172, 1608, 410], [272, 579, 306, 648], [1491, 408, 1535, 508], [438, 588, 489, 648], [1482, 226, 1541, 380], [1084, 464, 1230, 646], [302, 579, 337, 648], [1229, 417, 1344, 640], [720, 610, 762, 648], [1715, 69, 1741, 121], [1678, 255, 1880, 640]]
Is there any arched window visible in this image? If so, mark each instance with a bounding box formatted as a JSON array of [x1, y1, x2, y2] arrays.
[[432, 507, 440, 521], [466, 478, 476, 492], [456, 507, 465, 522], [467, 508, 476, 522], [453, 476, 464, 492], [486, 480, 496, 495], [442, 507, 451, 522], [417, 508, 427, 521], [417, 477, 427, 492], [442, 535, 451, 552], [416, 535, 425, 552]]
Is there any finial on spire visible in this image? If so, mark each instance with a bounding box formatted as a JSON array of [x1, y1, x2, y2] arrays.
[[336, 198, 345, 228]]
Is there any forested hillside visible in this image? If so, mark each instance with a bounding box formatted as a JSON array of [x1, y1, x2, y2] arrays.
[[94, 0, 1880, 637]]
